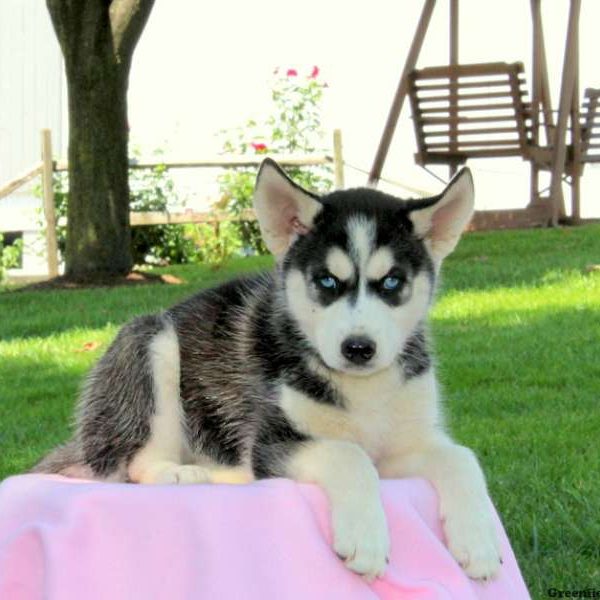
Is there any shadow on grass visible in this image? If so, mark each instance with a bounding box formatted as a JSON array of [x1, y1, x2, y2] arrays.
[[2, 304, 598, 469], [0, 353, 79, 479], [2, 227, 599, 343], [0, 257, 273, 343], [1, 303, 599, 594]]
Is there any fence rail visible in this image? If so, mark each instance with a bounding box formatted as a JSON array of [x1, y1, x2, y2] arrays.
[[0, 162, 43, 200], [0, 129, 344, 279], [55, 154, 338, 172], [129, 208, 257, 226]]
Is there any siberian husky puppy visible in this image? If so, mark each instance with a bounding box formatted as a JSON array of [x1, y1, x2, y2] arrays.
[[35, 159, 501, 580]]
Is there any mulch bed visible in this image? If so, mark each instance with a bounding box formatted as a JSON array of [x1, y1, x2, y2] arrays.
[[12, 271, 184, 292]]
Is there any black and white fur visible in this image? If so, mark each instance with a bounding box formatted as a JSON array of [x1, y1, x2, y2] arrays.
[[34, 159, 501, 580]]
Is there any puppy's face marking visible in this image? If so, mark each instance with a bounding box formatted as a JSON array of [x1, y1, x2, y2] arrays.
[[285, 214, 433, 377]]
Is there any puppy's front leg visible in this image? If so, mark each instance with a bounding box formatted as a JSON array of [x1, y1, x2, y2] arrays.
[[378, 442, 502, 580], [254, 437, 390, 579]]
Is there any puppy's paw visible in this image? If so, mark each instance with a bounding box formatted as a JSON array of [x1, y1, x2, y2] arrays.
[[332, 497, 390, 580], [153, 464, 211, 485], [442, 504, 502, 581]]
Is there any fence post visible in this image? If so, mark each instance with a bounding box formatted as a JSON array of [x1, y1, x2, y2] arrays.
[[41, 129, 59, 278], [333, 129, 344, 189]]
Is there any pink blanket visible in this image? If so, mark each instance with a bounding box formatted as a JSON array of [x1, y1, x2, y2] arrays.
[[0, 475, 530, 600]]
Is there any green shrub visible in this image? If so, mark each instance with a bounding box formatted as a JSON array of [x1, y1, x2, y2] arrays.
[[183, 222, 243, 267], [49, 172, 68, 258], [46, 161, 196, 267], [128, 163, 197, 265], [0, 234, 23, 282]]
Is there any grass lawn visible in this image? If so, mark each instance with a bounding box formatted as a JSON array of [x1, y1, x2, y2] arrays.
[[1, 225, 599, 598]]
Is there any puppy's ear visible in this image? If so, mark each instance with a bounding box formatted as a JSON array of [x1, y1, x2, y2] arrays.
[[409, 167, 474, 262], [253, 158, 323, 259]]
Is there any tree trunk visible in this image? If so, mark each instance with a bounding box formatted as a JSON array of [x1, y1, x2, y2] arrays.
[[46, 0, 155, 281], [65, 55, 131, 278]]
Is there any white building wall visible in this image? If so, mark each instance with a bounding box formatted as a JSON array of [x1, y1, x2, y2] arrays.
[[1, 0, 599, 278], [0, 0, 66, 183], [0, 0, 67, 275]]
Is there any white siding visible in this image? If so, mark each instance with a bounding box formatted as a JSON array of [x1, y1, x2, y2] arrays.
[[0, 0, 67, 280], [0, 0, 66, 184]]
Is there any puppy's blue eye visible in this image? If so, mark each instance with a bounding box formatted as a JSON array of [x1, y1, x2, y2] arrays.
[[318, 276, 338, 290], [382, 276, 401, 291]]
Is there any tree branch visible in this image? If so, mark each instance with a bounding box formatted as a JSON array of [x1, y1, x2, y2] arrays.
[[46, 0, 111, 72], [109, 0, 155, 61], [46, 0, 83, 50]]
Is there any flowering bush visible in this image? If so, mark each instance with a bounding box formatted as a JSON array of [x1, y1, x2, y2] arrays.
[[250, 142, 267, 153], [43, 67, 333, 268], [218, 65, 333, 254]]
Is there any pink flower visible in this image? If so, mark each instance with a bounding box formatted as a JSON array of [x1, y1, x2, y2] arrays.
[[251, 142, 268, 153], [286, 68, 298, 77], [309, 65, 320, 79]]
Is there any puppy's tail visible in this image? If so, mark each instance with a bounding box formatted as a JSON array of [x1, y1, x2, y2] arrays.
[[30, 440, 94, 479]]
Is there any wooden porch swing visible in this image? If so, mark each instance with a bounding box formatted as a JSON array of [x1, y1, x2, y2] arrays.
[[368, 0, 596, 228], [408, 61, 534, 166]]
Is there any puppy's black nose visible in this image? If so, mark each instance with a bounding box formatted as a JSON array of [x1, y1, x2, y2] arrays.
[[341, 337, 376, 365]]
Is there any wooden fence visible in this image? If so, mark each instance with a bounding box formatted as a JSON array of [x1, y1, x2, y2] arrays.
[[0, 129, 344, 278]]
